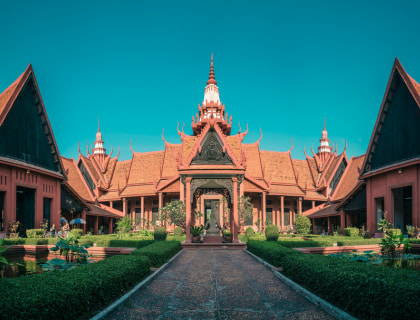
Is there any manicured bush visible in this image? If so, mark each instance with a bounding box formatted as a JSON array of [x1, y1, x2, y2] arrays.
[[26, 229, 44, 238], [130, 240, 181, 267], [245, 227, 255, 237], [336, 238, 382, 246], [265, 224, 279, 241], [153, 227, 167, 240], [344, 227, 359, 237], [248, 240, 420, 319], [3, 238, 59, 245], [71, 228, 83, 238], [0, 254, 151, 320], [294, 214, 311, 234], [174, 226, 183, 236], [278, 239, 335, 248]]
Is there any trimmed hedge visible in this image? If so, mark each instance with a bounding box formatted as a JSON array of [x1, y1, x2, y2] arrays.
[[344, 227, 359, 237], [336, 238, 382, 246], [0, 254, 151, 319], [130, 240, 181, 267], [153, 227, 167, 240], [247, 241, 420, 319], [265, 225, 279, 241], [245, 227, 255, 237], [26, 229, 44, 238], [4, 238, 58, 245], [174, 226, 184, 236], [71, 228, 83, 238]]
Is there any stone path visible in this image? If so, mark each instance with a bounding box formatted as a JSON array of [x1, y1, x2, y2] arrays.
[[106, 250, 335, 320]]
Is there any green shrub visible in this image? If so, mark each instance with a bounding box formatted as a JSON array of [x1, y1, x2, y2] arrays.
[[336, 238, 382, 246], [174, 226, 183, 236], [26, 229, 44, 238], [247, 241, 301, 266], [344, 227, 359, 237], [245, 227, 255, 237], [265, 224, 279, 241], [278, 239, 335, 248], [131, 240, 181, 267], [71, 228, 83, 238], [0, 254, 151, 320], [390, 228, 402, 236], [295, 215, 311, 234], [153, 227, 167, 240]]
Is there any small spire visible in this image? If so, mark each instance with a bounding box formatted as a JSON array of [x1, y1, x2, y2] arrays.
[[207, 53, 217, 85], [98, 118, 100, 132], [323, 116, 326, 130]]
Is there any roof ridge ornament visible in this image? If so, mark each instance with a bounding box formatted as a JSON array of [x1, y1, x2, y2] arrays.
[[207, 52, 217, 86]]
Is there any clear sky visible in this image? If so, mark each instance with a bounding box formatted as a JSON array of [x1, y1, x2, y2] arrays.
[[1, 1, 419, 162]]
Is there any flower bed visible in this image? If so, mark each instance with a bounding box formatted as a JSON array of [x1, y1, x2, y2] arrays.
[[247, 241, 420, 319]]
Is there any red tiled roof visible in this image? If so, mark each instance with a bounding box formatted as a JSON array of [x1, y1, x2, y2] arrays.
[[268, 184, 304, 196], [304, 190, 326, 201], [242, 143, 263, 178], [307, 158, 321, 184], [109, 160, 132, 190], [61, 157, 94, 201], [226, 135, 241, 161], [260, 151, 296, 184], [103, 157, 117, 184], [127, 151, 164, 184], [98, 191, 121, 201], [306, 203, 339, 218], [332, 155, 365, 201], [0, 71, 23, 118], [120, 185, 156, 196], [243, 179, 265, 192], [82, 156, 101, 182], [323, 155, 341, 184], [86, 203, 124, 218], [161, 144, 181, 178], [182, 135, 197, 164], [292, 159, 315, 189]]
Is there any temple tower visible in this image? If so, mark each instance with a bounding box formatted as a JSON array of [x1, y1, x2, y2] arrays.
[[317, 119, 332, 166], [92, 119, 107, 167]]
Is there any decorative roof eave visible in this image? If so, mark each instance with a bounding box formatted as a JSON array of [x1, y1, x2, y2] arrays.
[[213, 123, 243, 168], [155, 176, 179, 192], [104, 149, 120, 188], [69, 157, 96, 202], [87, 154, 107, 187], [0, 64, 65, 175], [362, 58, 420, 175], [0, 156, 65, 180], [361, 157, 420, 179], [244, 174, 269, 191], [324, 152, 348, 187], [78, 155, 101, 188], [330, 155, 354, 201]]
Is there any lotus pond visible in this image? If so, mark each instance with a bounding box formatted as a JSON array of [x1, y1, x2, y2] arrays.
[[329, 250, 420, 270]]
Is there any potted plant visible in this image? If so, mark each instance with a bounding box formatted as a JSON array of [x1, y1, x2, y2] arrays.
[[190, 225, 203, 243], [223, 230, 233, 243], [9, 221, 20, 238]]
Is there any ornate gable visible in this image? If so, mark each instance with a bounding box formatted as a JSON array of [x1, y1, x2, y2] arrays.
[[191, 128, 233, 165]]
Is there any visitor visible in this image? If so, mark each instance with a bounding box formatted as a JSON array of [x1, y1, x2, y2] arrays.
[[63, 223, 69, 238], [50, 224, 56, 237]]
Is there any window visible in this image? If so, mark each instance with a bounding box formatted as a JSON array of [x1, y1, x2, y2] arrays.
[[266, 208, 273, 224], [152, 207, 159, 222], [284, 208, 290, 226], [135, 208, 141, 225], [152, 200, 159, 206], [266, 200, 273, 206], [43, 198, 51, 226], [135, 200, 140, 206], [244, 210, 253, 226], [376, 198, 384, 225]]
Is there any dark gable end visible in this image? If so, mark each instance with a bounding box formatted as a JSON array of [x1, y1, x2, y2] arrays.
[[191, 128, 233, 165], [0, 73, 63, 174]]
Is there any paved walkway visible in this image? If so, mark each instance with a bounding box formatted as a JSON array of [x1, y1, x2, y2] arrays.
[[106, 250, 335, 320]]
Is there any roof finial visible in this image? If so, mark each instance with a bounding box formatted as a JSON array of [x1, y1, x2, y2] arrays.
[[207, 53, 217, 86], [323, 116, 326, 130], [98, 118, 100, 132]]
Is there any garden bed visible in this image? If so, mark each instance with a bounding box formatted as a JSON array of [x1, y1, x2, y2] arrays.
[[247, 240, 420, 319]]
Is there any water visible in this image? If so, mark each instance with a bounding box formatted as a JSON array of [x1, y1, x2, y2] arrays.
[[1, 254, 104, 278]]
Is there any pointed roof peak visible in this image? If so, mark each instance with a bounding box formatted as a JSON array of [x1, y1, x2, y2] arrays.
[[323, 117, 326, 130], [97, 118, 100, 133], [207, 53, 217, 86]]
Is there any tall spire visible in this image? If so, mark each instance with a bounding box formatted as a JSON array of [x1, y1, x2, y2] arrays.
[[317, 118, 332, 165], [207, 52, 217, 85], [93, 119, 106, 156]]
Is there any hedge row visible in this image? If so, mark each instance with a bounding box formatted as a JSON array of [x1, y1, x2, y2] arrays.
[[4, 238, 58, 245], [0, 240, 182, 319], [130, 240, 182, 267], [247, 241, 420, 319], [0, 254, 151, 319]]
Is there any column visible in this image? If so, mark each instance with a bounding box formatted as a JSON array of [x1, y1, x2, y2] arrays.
[[141, 196, 144, 229], [312, 200, 315, 208], [298, 197, 302, 215], [158, 192, 163, 227], [312, 218, 316, 234], [327, 216, 331, 235], [262, 192, 266, 231], [232, 177, 239, 242], [109, 217, 113, 234], [122, 198, 127, 216], [110, 201, 113, 208], [82, 211, 87, 235], [340, 210, 346, 235], [280, 196, 284, 232], [94, 216, 99, 235], [180, 178, 185, 203], [185, 178, 191, 243]]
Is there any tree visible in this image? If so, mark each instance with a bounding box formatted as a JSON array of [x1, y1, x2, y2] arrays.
[[295, 214, 311, 234], [116, 216, 131, 239], [159, 200, 187, 230]]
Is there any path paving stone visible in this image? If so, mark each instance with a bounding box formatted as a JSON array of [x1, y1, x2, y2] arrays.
[[106, 250, 336, 320]]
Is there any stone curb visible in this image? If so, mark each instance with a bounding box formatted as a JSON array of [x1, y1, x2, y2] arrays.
[[244, 250, 357, 320], [90, 249, 184, 320]]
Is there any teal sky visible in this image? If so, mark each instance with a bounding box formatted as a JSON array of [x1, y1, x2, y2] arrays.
[[1, 1, 419, 161]]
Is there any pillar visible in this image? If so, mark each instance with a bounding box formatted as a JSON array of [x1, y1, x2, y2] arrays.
[[180, 178, 185, 203], [232, 177, 239, 242], [141, 196, 144, 228], [262, 192, 266, 231], [280, 196, 284, 232], [109, 217, 113, 234], [82, 211, 86, 235], [312, 200, 315, 208], [312, 218, 316, 234], [340, 210, 346, 235], [298, 197, 302, 215], [122, 198, 127, 216], [158, 192, 163, 227], [185, 178, 191, 243], [110, 201, 113, 208], [327, 216, 331, 235], [94, 216, 99, 235]]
